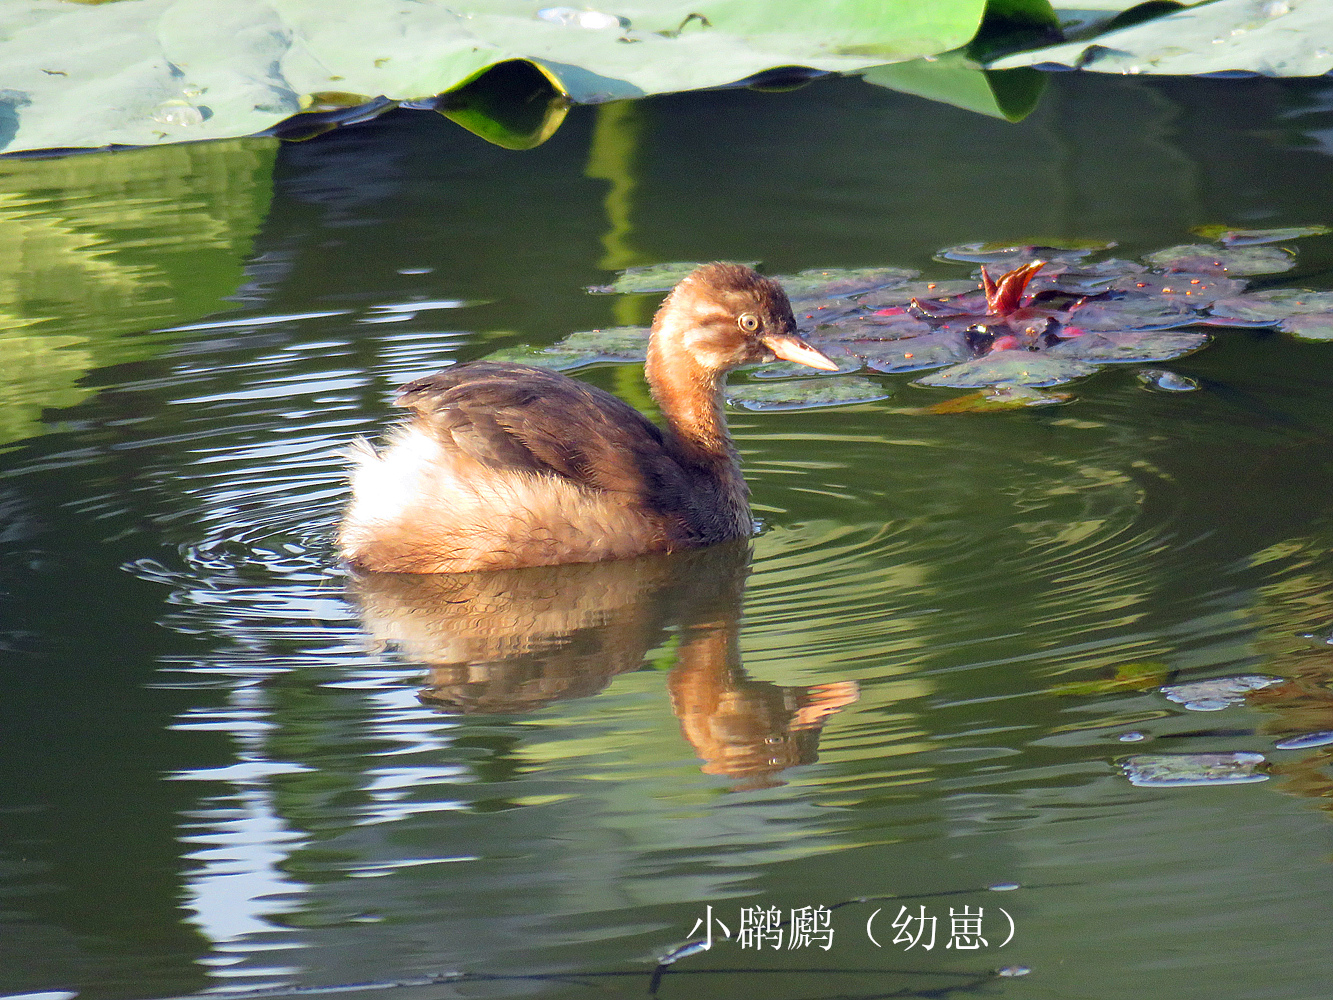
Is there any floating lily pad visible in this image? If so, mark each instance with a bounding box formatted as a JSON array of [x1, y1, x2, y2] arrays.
[[792, 298, 867, 332], [1137, 369, 1199, 392], [1280, 313, 1333, 341], [775, 266, 918, 300], [558, 326, 650, 358], [485, 326, 649, 369], [1107, 272, 1247, 305], [916, 352, 1097, 388], [588, 262, 710, 294], [1160, 674, 1283, 712], [1142, 244, 1295, 276], [482, 344, 598, 370], [858, 330, 972, 373], [726, 376, 889, 411], [1122, 752, 1268, 788], [1273, 731, 1333, 751], [856, 280, 981, 309], [1193, 224, 1332, 246], [1047, 330, 1208, 364], [1063, 295, 1203, 332], [935, 239, 1114, 265], [1208, 289, 1333, 324], [815, 314, 934, 342], [1029, 258, 1147, 293], [749, 344, 862, 378], [989, 0, 1333, 77], [925, 385, 1073, 413]]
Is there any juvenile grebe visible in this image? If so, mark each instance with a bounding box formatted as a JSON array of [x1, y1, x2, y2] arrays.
[[338, 262, 836, 573]]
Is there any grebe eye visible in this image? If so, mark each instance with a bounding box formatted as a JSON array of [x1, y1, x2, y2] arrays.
[[737, 313, 760, 333]]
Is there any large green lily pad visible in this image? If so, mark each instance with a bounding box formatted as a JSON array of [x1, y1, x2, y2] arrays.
[[1, 0, 990, 154], [990, 0, 1333, 76]]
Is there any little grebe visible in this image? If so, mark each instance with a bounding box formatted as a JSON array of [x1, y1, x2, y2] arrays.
[[338, 262, 837, 573]]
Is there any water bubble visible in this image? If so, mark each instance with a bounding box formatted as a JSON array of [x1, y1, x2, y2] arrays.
[[537, 7, 625, 29], [987, 882, 1021, 891], [151, 99, 205, 127], [1118, 731, 1147, 742], [997, 965, 1031, 977], [398, 267, 433, 275], [1138, 369, 1199, 392], [1274, 731, 1333, 751]]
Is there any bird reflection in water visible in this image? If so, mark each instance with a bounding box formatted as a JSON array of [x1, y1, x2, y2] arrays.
[[350, 541, 858, 788]]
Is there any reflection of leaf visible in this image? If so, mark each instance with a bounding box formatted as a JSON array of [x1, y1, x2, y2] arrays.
[[1049, 661, 1170, 697], [0, 138, 274, 446], [1142, 244, 1295, 275], [925, 384, 1071, 412], [1047, 330, 1208, 363], [1192, 224, 1332, 246], [861, 51, 1045, 122], [916, 352, 1097, 387], [726, 375, 889, 411], [990, 0, 1333, 77]]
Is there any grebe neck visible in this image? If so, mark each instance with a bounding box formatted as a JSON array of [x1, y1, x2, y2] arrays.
[[645, 337, 735, 463]]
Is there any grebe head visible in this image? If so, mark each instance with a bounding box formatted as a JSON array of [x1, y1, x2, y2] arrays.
[[650, 263, 837, 377]]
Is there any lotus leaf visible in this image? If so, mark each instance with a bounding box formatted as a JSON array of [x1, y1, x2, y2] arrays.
[[0, 0, 992, 154], [725, 375, 890, 411], [1208, 289, 1333, 324], [1122, 753, 1268, 788], [989, 0, 1333, 77], [1047, 330, 1208, 363], [775, 266, 919, 300], [1280, 313, 1333, 341], [1141, 244, 1295, 276], [1192, 224, 1332, 246], [916, 352, 1097, 388]]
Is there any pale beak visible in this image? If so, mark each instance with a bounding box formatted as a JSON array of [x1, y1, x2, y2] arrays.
[[761, 333, 839, 371]]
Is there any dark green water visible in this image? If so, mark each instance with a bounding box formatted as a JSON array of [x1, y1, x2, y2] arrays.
[[3, 74, 1333, 1000]]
